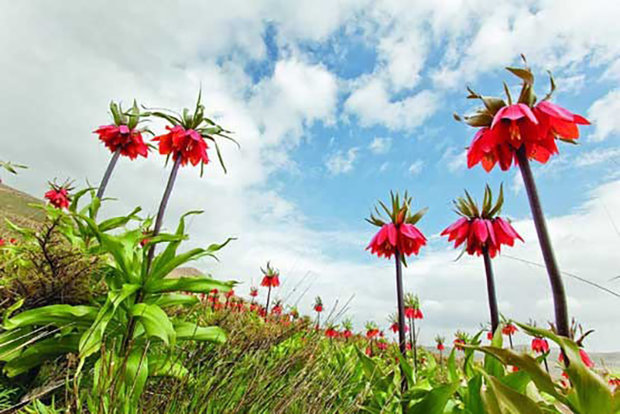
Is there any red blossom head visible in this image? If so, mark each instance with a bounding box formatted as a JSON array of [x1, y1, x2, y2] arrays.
[[0, 238, 5, 247], [453, 331, 469, 351], [271, 299, 283, 316], [325, 324, 339, 338], [531, 337, 550, 354], [289, 306, 299, 319], [441, 184, 523, 258], [388, 313, 409, 333], [404, 293, 423, 320], [44, 181, 72, 209], [260, 261, 280, 288], [457, 57, 589, 171], [313, 296, 323, 313], [94, 101, 149, 160], [365, 321, 380, 339], [558, 348, 594, 368], [366, 191, 427, 264], [502, 323, 518, 336], [249, 287, 258, 297], [225, 289, 235, 299], [609, 377, 620, 390], [151, 91, 238, 173], [376, 339, 388, 351]]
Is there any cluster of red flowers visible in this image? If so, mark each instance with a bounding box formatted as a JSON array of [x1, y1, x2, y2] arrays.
[[441, 216, 523, 258], [325, 327, 339, 338], [366, 328, 380, 339], [531, 337, 550, 354], [44, 185, 71, 209], [261, 273, 280, 288], [0, 237, 17, 247], [404, 307, 423, 320], [467, 101, 589, 172], [153, 125, 209, 167], [502, 323, 518, 336], [367, 222, 426, 259], [95, 124, 148, 160]]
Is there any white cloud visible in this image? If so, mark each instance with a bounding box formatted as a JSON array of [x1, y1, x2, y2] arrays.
[[575, 147, 620, 167], [588, 89, 620, 141], [345, 78, 438, 131], [368, 137, 392, 154], [325, 147, 359, 175], [441, 146, 468, 173], [407, 160, 424, 176]]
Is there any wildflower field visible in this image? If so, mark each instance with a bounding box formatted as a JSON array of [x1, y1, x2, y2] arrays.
[[0, 57, 619, 413]]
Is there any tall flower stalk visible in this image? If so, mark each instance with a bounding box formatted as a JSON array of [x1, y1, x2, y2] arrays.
[[122, 92, 236, 352], [366, 191, 427, 396], [260, 261, 280, 316], [456, 58, 589, 337], [94, 101, 150, 200], [435, 335, 445, 366], [441, 185, 523, 334], [313, 296, 324, 329], [404, 293, 423, 373]]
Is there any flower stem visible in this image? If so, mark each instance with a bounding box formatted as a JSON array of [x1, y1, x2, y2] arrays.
[[96, 149, 121, 200], [316, 312, 321, 330], [122, 157, 182, 354], [482, 246, 500, 335], [265, 286, 272, 317], [394, 250, 408, 398], [543, 355, 550, 374], [412, 315, 418, 376], [516, 147, 569, 337]]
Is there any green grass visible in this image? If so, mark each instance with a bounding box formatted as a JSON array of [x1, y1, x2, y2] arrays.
[[0, 184, 44, 234]]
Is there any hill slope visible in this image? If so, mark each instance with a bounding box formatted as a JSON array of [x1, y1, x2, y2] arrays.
[[0, 184, 44, 234]]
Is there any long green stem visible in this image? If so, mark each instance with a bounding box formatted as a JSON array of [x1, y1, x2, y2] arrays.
[[482, 246, 500, 335], [412, 316, 418, 376], [265, 286, 272, 316], [516, 147, 569, 337]]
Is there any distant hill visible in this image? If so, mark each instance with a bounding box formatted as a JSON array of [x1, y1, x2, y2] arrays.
[[0, 183, 44, 234]]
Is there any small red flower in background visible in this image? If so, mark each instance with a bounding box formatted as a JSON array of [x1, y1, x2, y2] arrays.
[[437, 342, 445, 351], [441, 185, 523, 258], [458, 61, 589, 172], [342, 330, 353, 339], [377, 340, 388, 351], [153, 125, 209, 167], [559, 348, 594, 368], [249, 287, 258, 298], [249, 303, 258, 312], [95, 101, 149, 160], [487, 331, 494, 341], [325, 325, 339, 338], [44, 182, 71, 209], [0, 238, 5, 247], [365, 322, 380, 339], [95, 124, 148, 160], [365, 346, 373, 357], [453, 338, 465, 351], [609, 377, 620, 390], [404, 294, 423, 320], [258, 307, 267, 317], [314, 296, 324, 313], [271, 300, 283, 316], [511, 365, 520, 372], [502, 323, 518, 336], [260, 262, 280, 287], [225, 289, 235, 299], [531, 337, 550, 354]]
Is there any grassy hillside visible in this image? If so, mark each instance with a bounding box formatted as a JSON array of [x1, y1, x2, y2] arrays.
[[0, 184, 44, 234]]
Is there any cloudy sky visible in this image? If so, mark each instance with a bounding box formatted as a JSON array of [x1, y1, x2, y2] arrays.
[[1, 0, 620, 351]]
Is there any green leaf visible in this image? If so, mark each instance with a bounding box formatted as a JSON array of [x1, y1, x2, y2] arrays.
[[130, 303, 176, 347], [447, 347, 459, 383], [484, 328, 505, 378], [145, 275, 234, 294], [4, 334, 80, 377], [409, 381, 459, 414], [148, 355, 190, 379], [506, 67, 534, 85], [79, 284, 141, 359], [149, 293, 199, 308], [481, 370, 544, 414], [124, 346, 149, 404], [174, 322, 226, 343], [4, 305, 98, 330]]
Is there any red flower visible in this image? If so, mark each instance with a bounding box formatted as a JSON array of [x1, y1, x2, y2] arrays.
[[437, 343, 445, 351], [467, 127, 514, 172], [406, 342, 412, 351], [453, 338, 465, 351], [531, 337, 550, 354], [389, 323, 409, 334], [377, 340, 388, 351], [261, 274, 280, 288], [511, 365, 520, 372], [404, 307, 415, 319], [153, 125, 209, 167], [342, 330, 353, 339], [249, 303, 258, 312], [0, 238, 5, 247], [441, 216, 522, 258], [44, 185, 70, 209], [609, 377, 620, 389], [502, 324, 518, 336], [250, 287, 258, 297], [95, 124, 148, 160], [487, 331, 494, 341], [367, 223, 426, 259], [225, 289, 235, 299], [559, 348, 594, 368], [325, 328, 338, 338], [314, 304, 323, 313], [413, 309, 423, 319], [365, 346, 373, 356], [272, 304, 282, 316], [366, 329, 380, 339], [491, 103, 540, 150]]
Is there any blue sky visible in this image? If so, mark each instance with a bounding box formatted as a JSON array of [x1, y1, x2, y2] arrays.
[[1, 0, 620, 351]]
